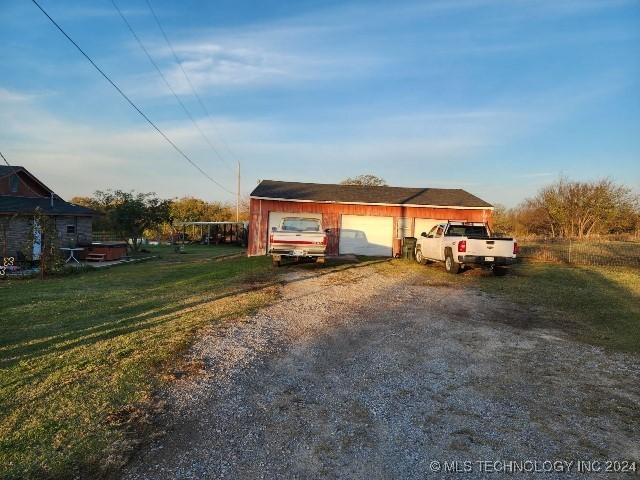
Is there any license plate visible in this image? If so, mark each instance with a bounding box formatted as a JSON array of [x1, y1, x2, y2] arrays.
[[485, 256, 494, 262], [293, 249, 305, 256]]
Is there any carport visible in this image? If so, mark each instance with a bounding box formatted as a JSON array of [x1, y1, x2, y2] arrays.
[[175, 221, 247, 246]]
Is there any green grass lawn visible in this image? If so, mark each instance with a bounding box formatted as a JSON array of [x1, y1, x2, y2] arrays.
[[377, 259, 640, 354], [131, 242, 243, 259], [2, 246, 638, 479], [475, 263, 640, 354], [0, 245, 275, 480]]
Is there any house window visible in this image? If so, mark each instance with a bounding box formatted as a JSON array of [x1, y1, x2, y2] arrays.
[[9, 175, 19, 193], [397, 217, 411, 238], [66, 225, 76, 234]]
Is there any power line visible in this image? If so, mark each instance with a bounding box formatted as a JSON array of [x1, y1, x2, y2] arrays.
[[143, 0, 243, 168], [0, 151, 15, 168], [144, 0, 243, 220], [30, 0, 235, 197], [110, 0, 234, 175]]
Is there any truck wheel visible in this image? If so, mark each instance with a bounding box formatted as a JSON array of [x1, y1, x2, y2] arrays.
[[445, 254, 461, 274], [415, 248, 427, 265]]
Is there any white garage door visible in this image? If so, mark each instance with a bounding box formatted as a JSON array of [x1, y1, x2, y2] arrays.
[[339, 215, 393, 256], [414, 218, 441, 238]]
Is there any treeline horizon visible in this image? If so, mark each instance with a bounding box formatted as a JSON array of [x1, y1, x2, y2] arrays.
[[493, 177, 639, 238], [71, 175, 640, 241], [71, 191, 249, 248], [72, 193, 249, 224]]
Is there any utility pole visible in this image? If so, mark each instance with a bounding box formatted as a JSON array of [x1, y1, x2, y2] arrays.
[[236, 160, 241, 222]]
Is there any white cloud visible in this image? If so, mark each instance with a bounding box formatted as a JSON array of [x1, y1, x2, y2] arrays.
[[124, 5, 394, 96], [131, 32, 378, 96], [163, 49, 291, 91], [0, 88, 45, 103], [0, 89, 514, 199], [0, 53, 632, 203], [120, 0, 636, 98]]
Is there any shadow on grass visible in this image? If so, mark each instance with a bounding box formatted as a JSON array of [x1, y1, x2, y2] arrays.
[[2, 294, 275, 374], [470, 262, 640, 354], [0, 255, 270, 363], [383, 258, 639, 354], [0, 255, 386, 374]]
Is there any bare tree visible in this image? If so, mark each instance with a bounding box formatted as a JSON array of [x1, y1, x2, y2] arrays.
[[515, 177, 638, 238], [340, 174, 387, 187], [490, 204, 513, 235]]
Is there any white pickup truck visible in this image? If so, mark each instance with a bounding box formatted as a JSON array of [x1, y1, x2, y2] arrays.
[[415, 221, 518, 275], [269, 217, 327, 266]]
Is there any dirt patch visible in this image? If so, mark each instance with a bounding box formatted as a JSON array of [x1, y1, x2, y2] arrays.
[[123, 264, 640, 479]]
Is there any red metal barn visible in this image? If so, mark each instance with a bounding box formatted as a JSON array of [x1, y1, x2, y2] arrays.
[[248, 180, 494, 257]]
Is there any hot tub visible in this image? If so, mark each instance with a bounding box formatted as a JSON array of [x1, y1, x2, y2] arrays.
[[89, 241, 128, 261]]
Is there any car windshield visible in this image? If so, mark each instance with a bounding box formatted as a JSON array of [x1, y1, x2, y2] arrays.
[[445, 225, 489, 237], [281, 218, 321, 232]]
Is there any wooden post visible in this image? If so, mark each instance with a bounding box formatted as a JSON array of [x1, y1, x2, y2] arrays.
[[236, 162, 241, 222]]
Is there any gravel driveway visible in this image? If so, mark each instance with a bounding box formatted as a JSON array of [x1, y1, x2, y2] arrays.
[[123, 262, 639, 479]]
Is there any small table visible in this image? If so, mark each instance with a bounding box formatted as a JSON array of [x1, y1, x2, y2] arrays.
[[60, 247, 84, 264]]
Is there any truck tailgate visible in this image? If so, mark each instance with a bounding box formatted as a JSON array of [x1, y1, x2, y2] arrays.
[[467, 238, 514, 257], [269, 232, 327, 254], [271, 232, 326, 245]]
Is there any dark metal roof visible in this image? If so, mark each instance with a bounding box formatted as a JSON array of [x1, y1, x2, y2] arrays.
[[250, 180, 493, 208], [0, 195, 97, 216]]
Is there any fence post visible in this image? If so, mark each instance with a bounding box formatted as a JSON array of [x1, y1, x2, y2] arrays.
[[568, 238, 572, 264]]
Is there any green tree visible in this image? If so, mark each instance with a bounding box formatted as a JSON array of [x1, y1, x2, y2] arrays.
[[169, 197, 234, 223], [93, 190, 171, 250], [70, 196, 102, 211]]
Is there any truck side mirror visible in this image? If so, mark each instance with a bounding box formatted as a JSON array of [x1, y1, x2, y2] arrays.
[[420, 232, 427, 237], [325, 228, 331, 233], [271, 226, 277, 232]]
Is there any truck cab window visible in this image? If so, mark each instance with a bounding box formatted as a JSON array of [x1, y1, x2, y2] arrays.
[[445, 225, 488, 237], [281, 217, 321, 232]]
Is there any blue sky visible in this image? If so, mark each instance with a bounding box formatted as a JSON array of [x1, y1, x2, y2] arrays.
[[1, 0, 638, 206]]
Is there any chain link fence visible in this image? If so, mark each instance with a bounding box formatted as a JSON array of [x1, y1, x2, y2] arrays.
[[519, 238, 640, 267]]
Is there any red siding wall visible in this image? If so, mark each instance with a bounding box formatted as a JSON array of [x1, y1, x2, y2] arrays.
[[248, 198, 492, 256]]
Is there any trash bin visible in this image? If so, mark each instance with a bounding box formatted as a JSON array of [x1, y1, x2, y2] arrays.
[[402, 237, 417, 260]]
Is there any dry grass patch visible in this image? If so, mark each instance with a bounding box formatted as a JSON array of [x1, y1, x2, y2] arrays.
[[382, 258, 640, 354]]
